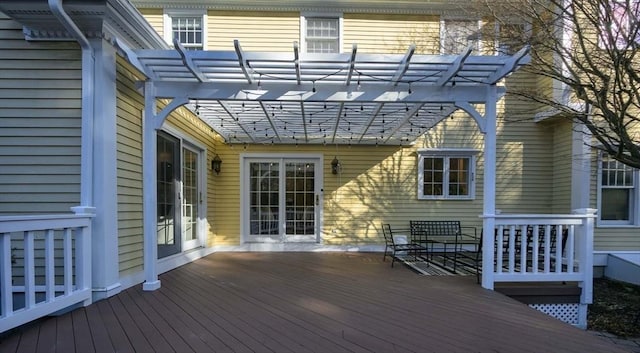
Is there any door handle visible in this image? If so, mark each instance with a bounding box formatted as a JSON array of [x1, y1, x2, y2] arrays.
[[316, 195, 319, 205]]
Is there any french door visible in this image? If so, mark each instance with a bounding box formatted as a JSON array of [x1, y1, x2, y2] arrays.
[[244, 156, 321, 243], [157, 131, 203, 258]]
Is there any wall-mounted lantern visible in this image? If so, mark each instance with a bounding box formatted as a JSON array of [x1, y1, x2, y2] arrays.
[[211, 154, 222, 174], [331, 156, 341, 175]]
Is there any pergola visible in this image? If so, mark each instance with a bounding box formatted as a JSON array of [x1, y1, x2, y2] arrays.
[[120, 40, 531, 290]]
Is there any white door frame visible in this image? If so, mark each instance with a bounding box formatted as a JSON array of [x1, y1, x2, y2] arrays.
[[240, 153, 324, 244]]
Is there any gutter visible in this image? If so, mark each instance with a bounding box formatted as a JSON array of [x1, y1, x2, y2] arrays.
[[48, 0, 95, 212]]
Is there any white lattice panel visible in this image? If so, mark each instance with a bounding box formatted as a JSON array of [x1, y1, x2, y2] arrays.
[[529, 303, 579, 325]]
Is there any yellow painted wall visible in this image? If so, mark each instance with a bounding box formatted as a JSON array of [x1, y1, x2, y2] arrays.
[[343, 13, 440, 54], [208, 11, 299, 51], [137, 8, 164, 38]]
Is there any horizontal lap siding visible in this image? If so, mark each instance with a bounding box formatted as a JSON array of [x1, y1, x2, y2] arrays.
[[116, 58, 144, 276], [0, 14, 81, 215], [208, 11, 299, 51], [343, 13, 440, 54], [138, 8, 164, 38], [551, 119, 572, 213], [496, 72, 554, 214]]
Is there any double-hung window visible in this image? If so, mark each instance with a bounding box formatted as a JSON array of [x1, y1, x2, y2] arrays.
[[303, 15, 341, 53], [417, 149, 478, 200], [441, 18, 481, 54], [164, 11, 205, 50], [598, 154, 639, 225]]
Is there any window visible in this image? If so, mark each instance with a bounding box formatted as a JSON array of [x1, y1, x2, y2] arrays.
[[304, 16, 341, 53], [598, 154, 639, 225], [441, 19, 481, 54], [164, 11, 205, 50], [417, 150, 478, 200], [599, 0, 640, 49]]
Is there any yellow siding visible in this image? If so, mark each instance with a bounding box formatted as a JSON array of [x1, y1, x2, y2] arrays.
[[138, 8, 164, 38], [116, 58, 144, 276], [207, 11, 299, 51], [0, 14, 81, 214], [551, 119, 572, 213], [343, 13, 440, 54]]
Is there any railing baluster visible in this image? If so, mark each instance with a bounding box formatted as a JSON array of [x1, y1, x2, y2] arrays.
[[555, 225, 563, 273], [63, 228, 72, 295], [531, 225, 539, 273], [543, 225, 551, 273], [567, 225, 575, 273], [24, 231, 35, 309], [508, 226, 516, 273], [496, 225, 504, 273], [1, 232, 12, 318], [45, 229, 55, 302], [519, 224, 527, 273]]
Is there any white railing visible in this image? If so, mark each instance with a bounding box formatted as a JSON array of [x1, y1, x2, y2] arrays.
[[0, 214, 93, 333], [482, 208, 596, 328]]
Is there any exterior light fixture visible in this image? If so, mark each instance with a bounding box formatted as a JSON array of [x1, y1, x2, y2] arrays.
[[211, 154, 222, 174], [331, 156, 341, 175]]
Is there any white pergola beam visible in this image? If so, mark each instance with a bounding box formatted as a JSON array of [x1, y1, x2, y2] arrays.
[[391, 44, 416, 85], [234, 39, 254, 84], [259, 101, 282, 142], [154, 82, 504, 104], [485, 45, 531, 84], [357, 103, 384, 143], [436, 46, 473, 86], [344, 44, 358, 86]]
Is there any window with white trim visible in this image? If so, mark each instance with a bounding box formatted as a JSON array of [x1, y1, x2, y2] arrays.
[[164, 11, 205, 50], [304, 17, 340, 53], [598, 154, 639, 225], [441, 18, 481, 54], [417, 150, 478, 200]]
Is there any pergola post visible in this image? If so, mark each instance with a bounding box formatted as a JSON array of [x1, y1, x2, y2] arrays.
[[142, 81, 161, 291], [481, 85, 498, 290]]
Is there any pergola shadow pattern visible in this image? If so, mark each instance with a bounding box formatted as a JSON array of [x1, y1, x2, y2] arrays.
[[0, 252, 625, 353]]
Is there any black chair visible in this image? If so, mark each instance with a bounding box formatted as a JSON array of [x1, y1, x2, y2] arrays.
[[381, 224, 427, 267]]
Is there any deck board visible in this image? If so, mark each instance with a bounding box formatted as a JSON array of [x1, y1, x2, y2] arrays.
[[0, 252, 631, 353]]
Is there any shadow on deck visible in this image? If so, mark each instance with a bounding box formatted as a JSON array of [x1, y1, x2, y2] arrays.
[[0, 252, 629, 353]]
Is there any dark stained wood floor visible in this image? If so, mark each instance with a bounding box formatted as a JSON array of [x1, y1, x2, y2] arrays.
[[0, 252, 630, 353]]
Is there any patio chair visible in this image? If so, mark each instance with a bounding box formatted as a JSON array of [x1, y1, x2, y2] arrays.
[[381, 224, 427, 267]]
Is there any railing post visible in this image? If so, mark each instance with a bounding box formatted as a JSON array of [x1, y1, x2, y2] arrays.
[[573, 208, 596, 329], [482, 215, 495, 289]]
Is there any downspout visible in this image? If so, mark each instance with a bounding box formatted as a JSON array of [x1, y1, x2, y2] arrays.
[[48, 0, 95, 212]]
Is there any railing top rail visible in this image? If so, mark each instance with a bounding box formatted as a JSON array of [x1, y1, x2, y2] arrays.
[[481, 213, 597, 220], [0, 214, 93, 233]]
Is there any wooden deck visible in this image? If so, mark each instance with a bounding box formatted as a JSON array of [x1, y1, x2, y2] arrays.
[[0, 252, 629, 353]]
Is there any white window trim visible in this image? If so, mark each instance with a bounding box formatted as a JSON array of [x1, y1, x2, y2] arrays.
[[300, 12, 344, 54], [417, 148, 479, 200], [596, 152, 640, 227], [163, 9, 207, 50], [440, 17, 482, 55]]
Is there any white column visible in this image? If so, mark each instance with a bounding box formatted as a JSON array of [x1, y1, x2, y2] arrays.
[[89, 38, 121, 300], [142, 82, 161, 291], [481, 85, 498, 290]]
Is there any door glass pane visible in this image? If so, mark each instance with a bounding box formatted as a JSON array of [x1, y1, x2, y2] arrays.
[[183, 148, 198, 242], [157, 133, 181, 258], [285, 162, 315, 236], [249, 162, 280, 236]]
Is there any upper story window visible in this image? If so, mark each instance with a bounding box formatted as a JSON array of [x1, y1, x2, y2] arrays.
[[302, 15, 341, 53], [598, 154, 639, 226], [600, 0, 640, 49], [164, 11, 205, 50], [441, 18, 481, 54], [417, 149, 478, 200]]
